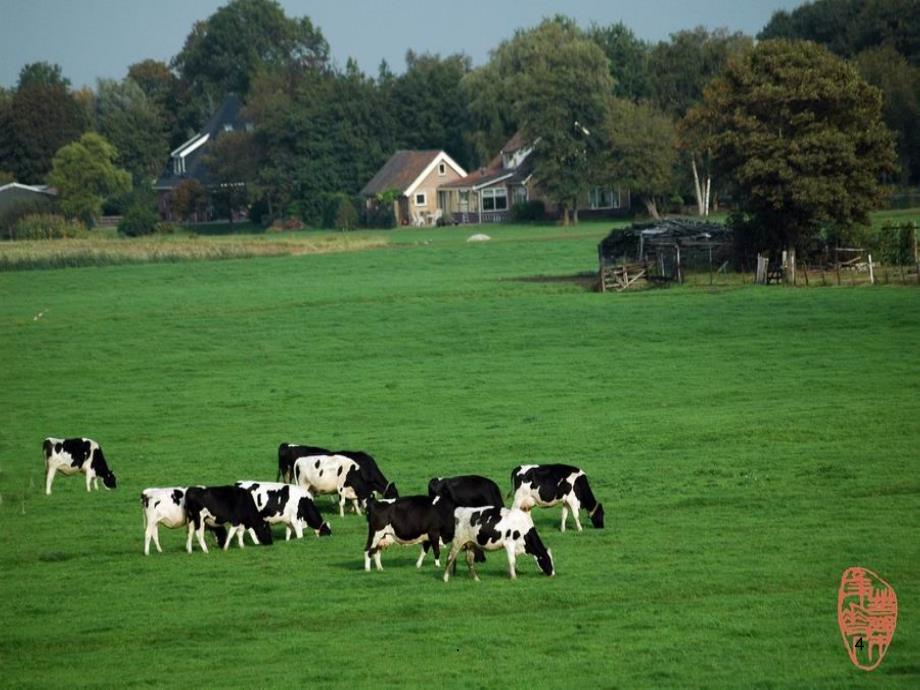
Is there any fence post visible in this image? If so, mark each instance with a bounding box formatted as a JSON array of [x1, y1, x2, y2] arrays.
[[868, 254, 875, 285]]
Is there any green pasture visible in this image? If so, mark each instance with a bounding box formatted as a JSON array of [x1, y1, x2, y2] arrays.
[[0, 222, 918, 688]]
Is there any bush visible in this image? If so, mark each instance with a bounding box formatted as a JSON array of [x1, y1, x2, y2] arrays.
[[511, 200, 546, 222], [267, 217, 305, 232], [118, 199, 159, 237], [153, 222, 178, 235], [364, 201, 396, 229], [1, 197, 56, 239], [875, 222, 917, 265], [333, 195, 359, 230], [12, 213, 86, 240], [436, 212, 456, 227]]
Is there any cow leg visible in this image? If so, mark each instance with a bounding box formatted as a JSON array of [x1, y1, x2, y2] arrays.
[[373, 550, 383, 571], [294, 521, 304, 539], [144, 522, 154, 556], [45, 464, 57, 495], [338, 493, 346, 518], [429, 532, 441, 568], [442, 543, 463, 582], [196, 523, 209, 554], [152, 524, 163, 553], [364, 529, 381, 572], [570, 498, 583, 532], [186, 522, 195, 553], [285, 525, 292, 541], [505, 542, 517, 580], [415, 545, 428, 569], [246, 527, 259, 546], [560, 505, 568, 533], [351, 499, 362, 515], [85, 470, 94, 492]]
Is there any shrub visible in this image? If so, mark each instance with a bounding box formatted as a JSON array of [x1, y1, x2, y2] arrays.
[[1, 197, 56, 239], [334, 195, 359, 231], [118, 199, 159, 237], [364, 201, 396, 229], [153, 222, 178, 235], [511, 200, 546, 222], [436, 212, 456, 227], [12, 213, 86, 240], [875, 222, 917, 265]]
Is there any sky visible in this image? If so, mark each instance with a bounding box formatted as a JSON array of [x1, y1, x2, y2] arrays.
[[1, 0, 805, 90]]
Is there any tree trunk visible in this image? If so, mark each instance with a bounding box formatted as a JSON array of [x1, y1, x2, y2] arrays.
[[643, 197, 660, 220], [562, 206, 570, 226], [703, 175, 711, 217], [691, 156, 704, 216], [572, 200, 579, 225]]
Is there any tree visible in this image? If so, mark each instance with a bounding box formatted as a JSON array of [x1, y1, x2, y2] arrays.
[[95, 78, 169, 184], [17, 62, 70, 90], [203, 130, 261, 222], [691, 40, 897, 252], [47, 133, 132, 225], [466, 17, 613, 224], [171, 179, 210, 221], [127, 59, 185, 149], [854, 45, 920, 184], [0, 76, 87, 183], [599, 99, 677, 218], [173, 0, 329, 123], [588, 22, 651, 100]]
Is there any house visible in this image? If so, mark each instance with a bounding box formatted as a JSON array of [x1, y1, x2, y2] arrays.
[[439, 132, 630, 224], [0, 182, 56, 216], [360, 150, 466, 226], [154, 94, 250, 222]]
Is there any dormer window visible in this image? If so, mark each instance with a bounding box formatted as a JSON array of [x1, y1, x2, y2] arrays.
[[223, 124, 234, 132]]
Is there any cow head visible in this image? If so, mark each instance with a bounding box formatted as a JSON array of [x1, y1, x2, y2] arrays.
[[254, 520, 273, 545], [317, 522, 332, 537], [345, 466, 373, 510], [92, 447, 117, 489], [589, 502, 605, 529], [101, 469, 117, 489], [383, 481, 399, 499], [523, 527, 555, 576]]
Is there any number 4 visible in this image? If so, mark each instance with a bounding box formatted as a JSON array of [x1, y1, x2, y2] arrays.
[[855, 638, 864, 650]]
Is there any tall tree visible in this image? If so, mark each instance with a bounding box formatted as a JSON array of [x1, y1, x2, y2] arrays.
[[391, 51, 474, 169], [599, 99, 677, 218], [588, 22, 651, 101], [854, 45, 920, 184], [17, 62, 71, 90], [47, 132, 132, 225], [127, 59, 185, 149], [95, 78, 169, 184], [691, 40, 897, 252], [173, 0, 329, 126], [0, 73, 87, 183], [202, 130, 261, 222], [466, 17, 614, 224]]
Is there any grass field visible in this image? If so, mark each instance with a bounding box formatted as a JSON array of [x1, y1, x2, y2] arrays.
[[1, 222, 918, 688]]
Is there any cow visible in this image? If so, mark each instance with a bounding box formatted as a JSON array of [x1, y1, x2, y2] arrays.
[[278, 443, 398, 498], [510, 464, 604, 532], [184, 486, 273, 553], [293, 453, 372, 517], [42, 437, 116, 495], [363, 495, 455, 572], [140, 487, 227, 555], [443, 506, 555, 582], [235, 481, 331, 539], [428, 475, 503, 508]]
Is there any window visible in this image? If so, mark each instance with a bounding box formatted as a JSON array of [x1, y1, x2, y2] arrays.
[[512, 186, 528, 205], [414, 192, 427, 206], [223, 123, 234, 132], [589, 187, 619, 209], [459, 190, 470, 211], [438, 162, 446, 175], [481, 187, 508, 211]]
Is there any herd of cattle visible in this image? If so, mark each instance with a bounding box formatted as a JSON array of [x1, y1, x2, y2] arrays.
[[42, 437, 605, 581]]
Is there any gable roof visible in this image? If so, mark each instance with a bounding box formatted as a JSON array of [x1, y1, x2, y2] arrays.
[[154, 94, 248, 190], [361, 150, 466, 197], [440, 132, 535, 191]]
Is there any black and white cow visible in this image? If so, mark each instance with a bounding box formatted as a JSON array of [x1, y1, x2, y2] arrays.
[[184, 486, 273, 553], [140, 487, 227, 555], [235, 481, 331, 539], [428, 475, 503, 508], [278, 443, 398, 498], [363, 495, 455, 571], [443, 506, 555, 582], [293, 454, 372, 517], [42, 437, 116, 495], [510, 464, 605, 532]]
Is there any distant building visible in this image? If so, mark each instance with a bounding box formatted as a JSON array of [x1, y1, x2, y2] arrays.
[[0, 182, 57, 216], [154, 95, 250, 222], [360, 150, 467, 226]]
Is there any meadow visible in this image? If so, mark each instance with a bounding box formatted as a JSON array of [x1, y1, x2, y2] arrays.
[[0, 221, 918, 688]]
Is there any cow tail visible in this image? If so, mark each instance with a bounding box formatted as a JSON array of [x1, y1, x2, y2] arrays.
[[507, 466, 521, 500], [42, 439, 52, 461]]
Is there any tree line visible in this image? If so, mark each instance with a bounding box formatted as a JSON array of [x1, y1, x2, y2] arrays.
[[0, 0, 913, 251]]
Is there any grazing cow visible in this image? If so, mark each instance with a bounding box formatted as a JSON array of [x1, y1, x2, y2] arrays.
[[140, 487, 227, 555], [278, 443, 398, 498], [363, 495, 455, 571], [42, 437, 116, 495], [235, 481, 331, 539], [443, 506, 555, 582], [510, 464, 604, 532], [184, 486, 273, 553], [428, 475, 503, 508], [293, 454, 372, 517]]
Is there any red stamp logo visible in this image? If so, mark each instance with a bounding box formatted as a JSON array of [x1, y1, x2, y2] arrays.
[[837, 566, 897, 671]]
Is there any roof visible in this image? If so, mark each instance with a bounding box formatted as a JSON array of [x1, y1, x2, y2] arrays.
[[154, 94, 248, 190], [440, 132, 536, 191], [361, 150, 466, 197], [0, 182, 56, 195]]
